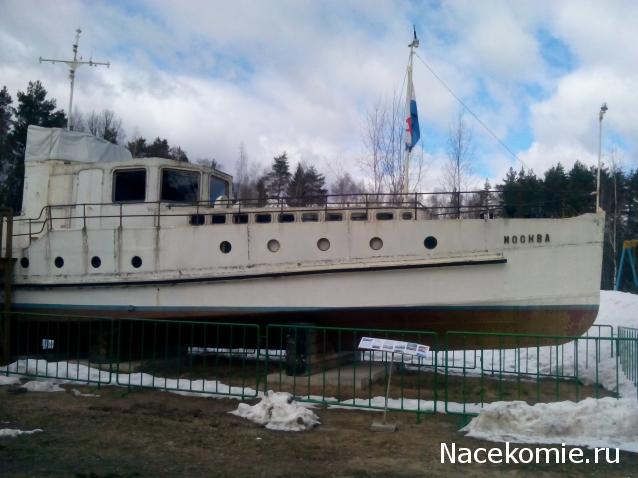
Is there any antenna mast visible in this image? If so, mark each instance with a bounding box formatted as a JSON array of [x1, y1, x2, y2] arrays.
[[39, 28, 110, 130]]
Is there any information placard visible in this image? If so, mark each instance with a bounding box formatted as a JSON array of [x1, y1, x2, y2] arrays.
[[357, 337, 429, 358]]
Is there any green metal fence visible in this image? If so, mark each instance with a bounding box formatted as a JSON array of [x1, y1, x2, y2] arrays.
[[0, 311, 114, 385], [1, 312, 636, 418], [0, 312, 260, 398], [442, 331, 634, 418], [264, 324, 439, 417], [618, 326, 638, 394], [114, 318, 260, 399]]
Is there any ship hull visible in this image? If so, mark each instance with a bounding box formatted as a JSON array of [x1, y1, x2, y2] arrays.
[[10, 301, 597, 349], [8, 213, 605, 349]]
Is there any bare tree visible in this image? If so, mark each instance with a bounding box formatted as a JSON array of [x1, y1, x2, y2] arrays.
[[606, 147, 623, 281], [85, 109, 125, 144], [444, 111, 474, 218], [330, 171, 365, 204], [234, 142, 251, 200], [196, 158, 221, 169], [69, 110, 85, 132], [362, 94, 425, 201]]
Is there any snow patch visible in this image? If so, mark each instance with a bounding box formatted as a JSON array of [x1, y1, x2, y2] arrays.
[[597, 290, 638, 329], [71, 388, 99, 397], [0, 375, 21, 386], [230, 391, 320, 431], [21, 381, 64, 392], [462, 398, 638, 452], [0, 428, 43, 438]]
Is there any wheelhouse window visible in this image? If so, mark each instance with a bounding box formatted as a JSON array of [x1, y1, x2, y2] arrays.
[[210, 175, 230, 203], [161, 169, 200, 202], [113, 169, 146, 202]]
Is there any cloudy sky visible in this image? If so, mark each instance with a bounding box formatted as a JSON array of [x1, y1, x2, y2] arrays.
[[1, 0, 636, 188]]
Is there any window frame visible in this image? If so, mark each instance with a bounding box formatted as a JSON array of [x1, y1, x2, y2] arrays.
[[160, 167, 201, 203], [209, 174, 230, 204], [112, 168, 148, 203]]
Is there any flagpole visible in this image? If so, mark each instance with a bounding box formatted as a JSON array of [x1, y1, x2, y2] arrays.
[[404, 28, 419, 196]]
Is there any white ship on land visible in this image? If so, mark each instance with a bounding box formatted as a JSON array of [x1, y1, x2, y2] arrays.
[[1, 124, 604, 347]]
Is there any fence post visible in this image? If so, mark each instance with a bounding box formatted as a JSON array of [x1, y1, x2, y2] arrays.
[[1, 209, 13, 365]]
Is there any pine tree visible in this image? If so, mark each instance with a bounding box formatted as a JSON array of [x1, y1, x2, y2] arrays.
[[543, 163, 568, 218], [304, 165, 327, 205], [566, 161, 595, 216], [0, 86, 14, 208], [265, 152, 291, 199], [287, 163, 306, 206], [6, 81, 66, 212]]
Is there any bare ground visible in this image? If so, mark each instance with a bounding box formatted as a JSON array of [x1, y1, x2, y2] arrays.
[[0, 381, 637, 478]]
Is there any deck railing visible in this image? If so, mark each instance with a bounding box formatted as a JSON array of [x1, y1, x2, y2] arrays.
[[10, 188, 596, 241]]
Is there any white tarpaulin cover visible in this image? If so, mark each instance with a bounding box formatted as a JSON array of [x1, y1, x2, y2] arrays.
[[25, 125, 132, 163]]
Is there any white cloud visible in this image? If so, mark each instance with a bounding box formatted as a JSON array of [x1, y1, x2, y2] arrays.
[[0, 0, 636, 189]]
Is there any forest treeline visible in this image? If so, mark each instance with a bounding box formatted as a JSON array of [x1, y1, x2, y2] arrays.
[[0, 80, 636, 290]]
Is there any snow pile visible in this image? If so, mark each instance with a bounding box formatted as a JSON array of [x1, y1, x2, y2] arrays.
[[0, 428, 43, 438], [0, 375, 21, 386], [230, 391, 320, 431], [21, 381, 64, 392], [462, 398, 638, 452], [597, 290, 638, 329]]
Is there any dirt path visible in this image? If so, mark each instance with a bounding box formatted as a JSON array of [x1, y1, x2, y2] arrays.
[[0, 382, 636, 477]]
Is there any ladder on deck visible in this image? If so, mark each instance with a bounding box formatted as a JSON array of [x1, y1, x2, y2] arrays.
[[614, 239, 638, 291], [0, 208, 13, 364]]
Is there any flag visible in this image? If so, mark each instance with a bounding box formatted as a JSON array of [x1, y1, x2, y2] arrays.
[[405, 73, 420, 152]]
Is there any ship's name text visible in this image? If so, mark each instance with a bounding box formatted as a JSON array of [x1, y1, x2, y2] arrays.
[[504, 234, 550, 245]]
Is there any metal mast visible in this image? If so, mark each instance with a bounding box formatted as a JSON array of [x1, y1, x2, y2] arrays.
[[403, 28, 419, 196], [39, 28, 110, 130], [596, 102, 608, 212]]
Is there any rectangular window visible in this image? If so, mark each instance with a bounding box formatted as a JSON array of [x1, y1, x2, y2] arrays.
[[161, 169, 200, 202], [113, 169, 146, 202], [326, 212, 343, 222], [302, 212, 319, 222], [278, 213, 295, 223], [376, 212, 394, 221], [401, 211, 413, 220], [210, 175, 230, 203], [189, 214, 205, 225], [211, 214, 226, 224], [351, 212, 368, 221], [255, 213, 272, 223], [233, 213, 248, 224]]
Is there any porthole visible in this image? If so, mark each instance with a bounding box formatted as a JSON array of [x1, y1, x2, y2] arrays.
[[317, 238, 330, 251], [20, 257, 29, 268], [369, 237, 383, 251], [131, 256, 143, 268], [54, 256, 64, 269], [424, 236, 438, 250], [267, 239, 280, 253], [220, 241, 232, 254], [91, 256, 102, 269]]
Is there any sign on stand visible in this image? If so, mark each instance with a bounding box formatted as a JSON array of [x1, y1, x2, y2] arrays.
[[358, 337, 430, 432]]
